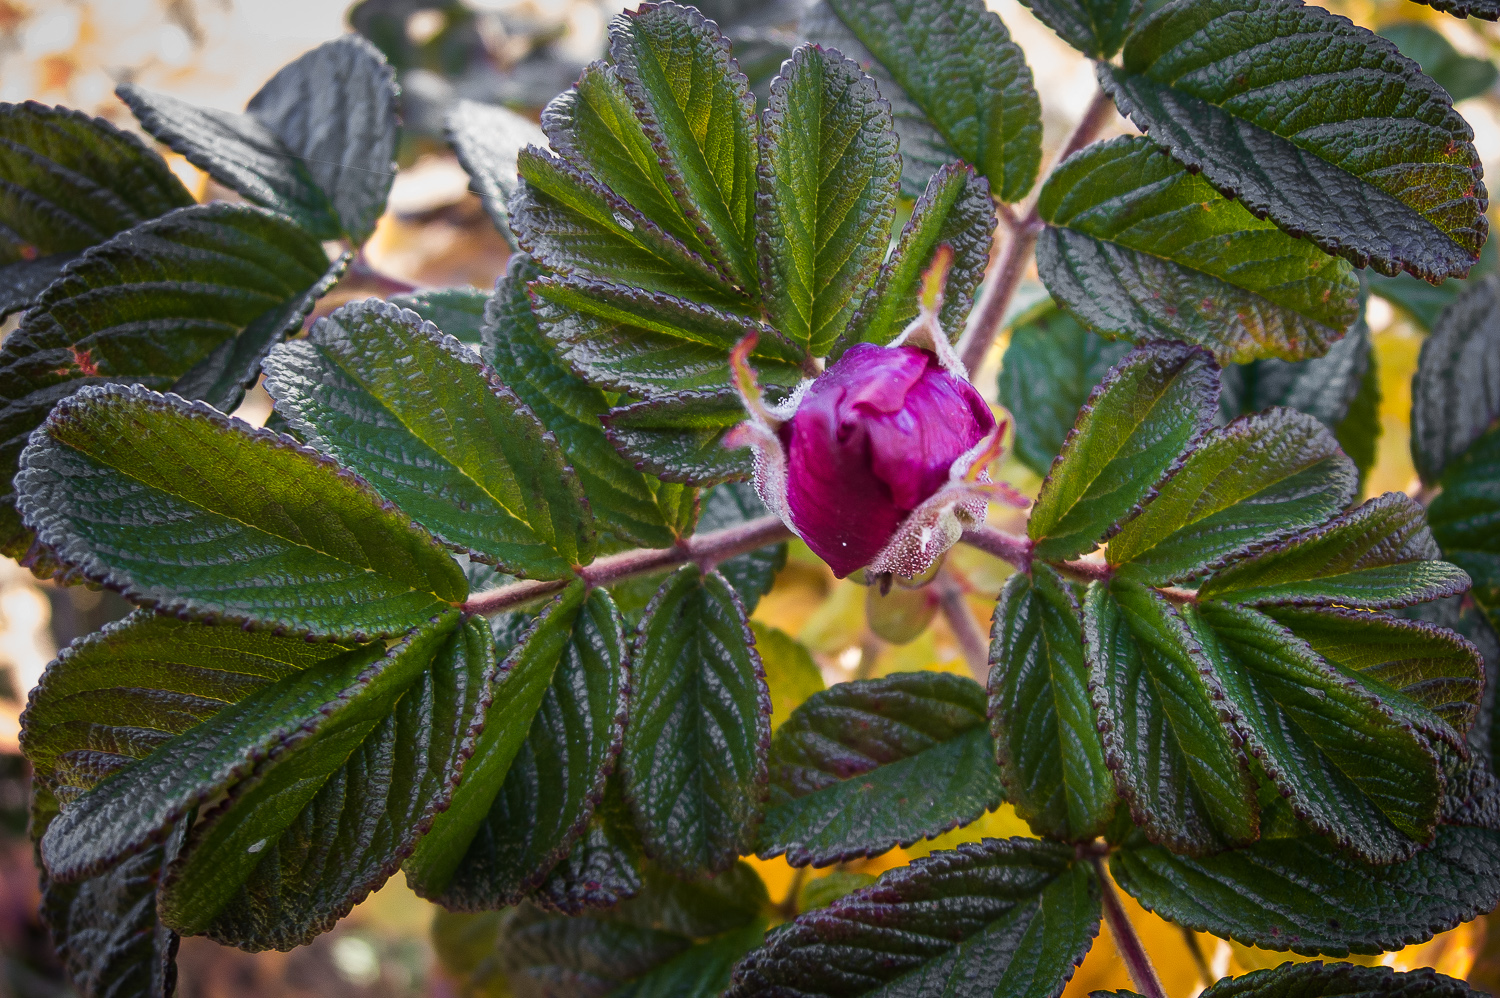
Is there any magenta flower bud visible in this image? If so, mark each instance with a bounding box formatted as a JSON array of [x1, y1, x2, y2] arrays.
[[780, 343, 996, 577]]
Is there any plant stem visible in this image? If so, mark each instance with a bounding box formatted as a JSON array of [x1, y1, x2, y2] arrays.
[[1182, 925, 1214, 989], [935, 567, 990, 681], [1092, 855, 1168, 998], [460, 515, 794, 616], [960, 524, 1114, 583], [956, 85, 1117, 373]]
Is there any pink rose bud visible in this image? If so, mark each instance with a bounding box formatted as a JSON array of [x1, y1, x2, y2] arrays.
[[780, 344, 996, 576]]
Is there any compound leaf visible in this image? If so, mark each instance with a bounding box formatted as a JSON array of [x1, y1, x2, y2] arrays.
[[1027, 341, 1218, 561], [15, 384, 464, 639], [263, 298, 595, 577], [447, 99, 547, 245], [757, 44, 900, 356], [803, 0, 1042, 202], [622, 565, 770, 876], [727, 838, 1099, 998], [757, 672, 1003, 867], [1106, 409, 1358, 584], [989, 565, 1115, 842], [1102, 0, 1487, 280], [1410, 274, 1500, 485], [1036, 136, 1360, 364]]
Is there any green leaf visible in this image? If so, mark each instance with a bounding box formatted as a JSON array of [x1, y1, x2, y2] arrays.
[[495, 904, 692, 994], [1085, 580, 1258, 854], [1217, 963, 1477, 998], [1410, 0, 1500, 19], [602, 389, 754, 487], [757, 44, 900, 356], [485, 256, 697, 548], [1197, 492, 1471, 609], [1411, 274, 1500, 485], [1429, 424, 1500, 621], [1037, 137, 1361, 364], [15, 384, 464, 639], [695, 481, 788, 615], [0, 100, 192, 316], [727, 838, 1099, 998], [1027, 341, 1218, 561], [1186, 600, 1448, 863], [617, 861, 769, 937], [447, 98, 547, 246], [997, 302, 1131, 478], [433, 590, 626, 912], [263, 298, 595, 577], [1106, 409, 1358, 584], [1019, 0, 1140, 58], [622, 564, 770, 875], [1220, 318, 1375, 441], [1102, 0, 1487, 281], [0, 203, 348, 556], [757, 672, 1003, 867], [388, 286, 490, 347], [1380, 22, 1498, 102], [608, 2, 760, 290], [803, 0, 1042, 202], [155, 616, 494, 949], [750, 622, 825, 732], [837, 163, 995, 356], [1111, 824, 1500, 956], [119, 35, 398, 243], [533, 784, 645, 914], [38, 611, 459, 886], [406, 582, 588, 897], [611, 923, 765, 998], [989, 565, 1115, 842]]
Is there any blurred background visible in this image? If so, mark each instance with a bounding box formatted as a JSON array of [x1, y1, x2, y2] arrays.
[[0, 0, 1496, 995]]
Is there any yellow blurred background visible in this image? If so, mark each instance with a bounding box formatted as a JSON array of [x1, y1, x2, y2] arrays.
[[0, 0, 1496, 995]]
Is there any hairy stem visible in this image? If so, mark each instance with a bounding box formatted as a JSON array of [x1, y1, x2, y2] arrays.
[[956, 85, 1117, 373], [1093, 856, 1168, 998], [460, 514, 795, 616], [935, 567, 991, 681]]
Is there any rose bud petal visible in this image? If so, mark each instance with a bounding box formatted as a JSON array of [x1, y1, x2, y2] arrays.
[[779, 343, 996, 577]]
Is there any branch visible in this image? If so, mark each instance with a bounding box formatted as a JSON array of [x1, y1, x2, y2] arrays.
[[935, 567, 990, 681], [956, 86, 1117, 373], [460, 514, 795, 616], [1092, 855, 1168, 998], [959, 525, 1116, 583]]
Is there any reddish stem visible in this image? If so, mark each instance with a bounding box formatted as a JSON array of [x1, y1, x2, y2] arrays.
[[935, 567, 990, 681], [1093, 855, 1168, 998]]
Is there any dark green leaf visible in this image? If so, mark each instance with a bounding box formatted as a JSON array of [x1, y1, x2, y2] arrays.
[[696, 482, 786, 615], [1197, 492, 1471, 609], [622, 565, 770, 875], [728, 838, 1099, 998], [611, 924, 764, 998], [1020, 0, 1140, 58], [803, 0, 1042, 202], [0, 252, 76, 320], [120, 35, 398, 243], [1111, 824, 1500, 956], [38, 611, 459, 885], [1368, 234, 1499, 331], [1429, 424, 1500, 621], [1102, 0, 1487, 280], [617, 861, 769, 937], [435, 590, 626, 911], [496, 904, 692, 997], [388, 286, 490, 347], [989, 565, 1115, 842], [1410, 274, 1500, 484], [602, 389, 753, 487], [446, 98, 547, 245], [1333, 342, 1382, 482], [155, 617, 494, 949], [1085, 581, 1258, 854], [530, 276, 803, 397], [757, 44, 899, 356], [1380, 22, 1498, 102], [0, 203, 348, 556], [997, 301, 1131, 478], [1037, 137, 1360, 364], [15, 384, 464, 639], [0, 99, 192, 270], [838, 163, 994, 356], [1410, 0, 1500, 19], [1106, 409, 1357, 584], [1220, 318, 1375, 435], [608, 2, 760, 290], [263, 298, 595, 576], [1196, 962, 1478, 998], [407, 582, 588, 897], [532, 784, 645, 914], [485, 256, 698, 548], [1027, 341, 1218, 561]]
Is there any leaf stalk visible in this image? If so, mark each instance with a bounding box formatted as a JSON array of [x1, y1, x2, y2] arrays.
[[1092, 854, 1169, 998]]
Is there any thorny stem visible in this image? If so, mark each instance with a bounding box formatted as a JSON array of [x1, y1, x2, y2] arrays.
[[935, 566, 991, 681], [956, 85, 1117, 374], [1093, 855, 1169, 998]]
